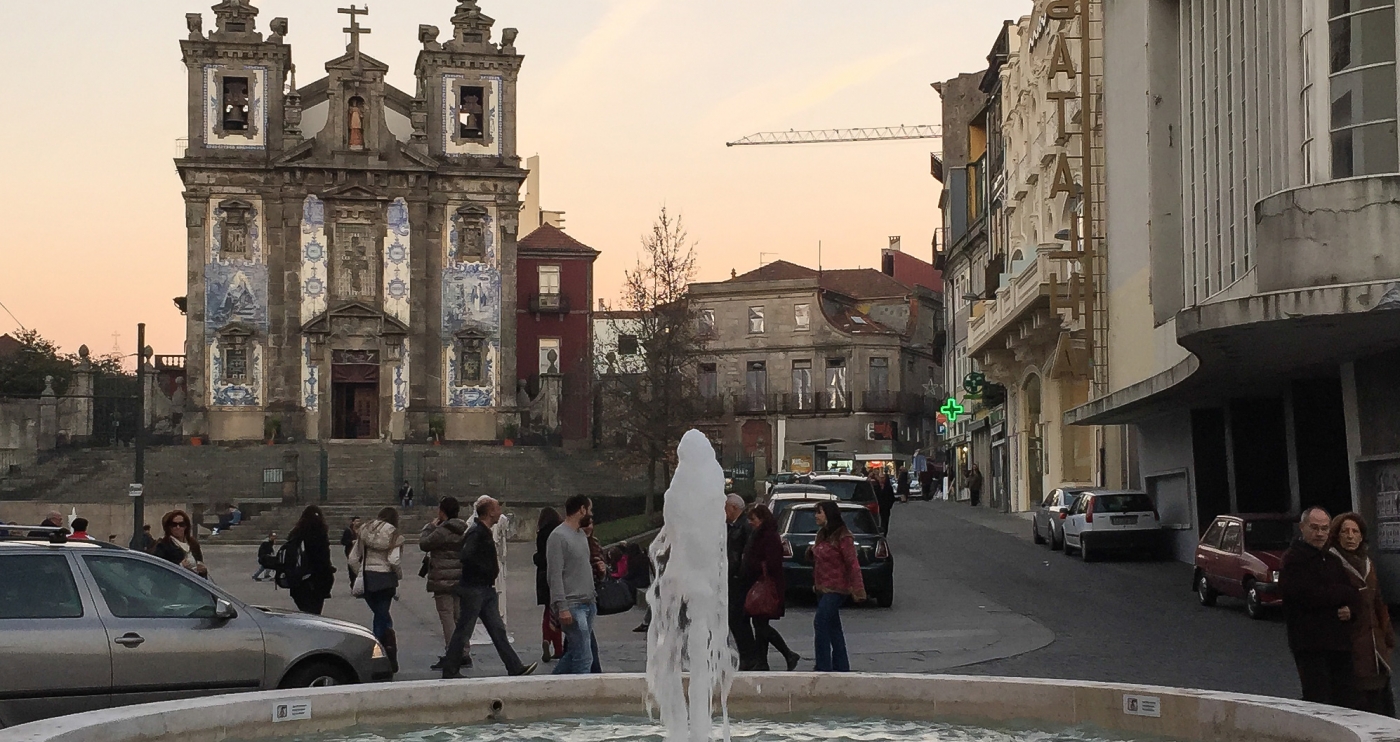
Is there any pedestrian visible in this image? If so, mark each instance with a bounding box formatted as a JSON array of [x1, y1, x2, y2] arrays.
[[398, 480, 415, 509], [809, 500, 865, 672], [441, 497, 538, 679], [534, 507, 565, 663], [1327, 512, 1396, 716], [285, 507, 335, 614], [966, 464, 984, 507], [29, 511, 66, 538], [1280, 506, 1361, 708], [548, 495, 599, 675], [341, 517, 361, 559], [466, 495, 515, 656], [896, 465, 911, 504], [581, 518, 606, 674], [421, 497, 470, 671], [875, 469, 896, 536], [351, 507, 404, 675], [129, 524, 156, 553], [622, 541, 653, 633], [743, 503, 800, 671], [725, 493, 758, 669], [253, 532, 277, 581], [153, 509, 208, 578], [68, 518, 92, 541]]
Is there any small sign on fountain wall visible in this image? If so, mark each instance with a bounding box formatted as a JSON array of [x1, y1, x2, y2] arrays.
[[1122, 694, 1161, 718], [272, 701, 312, 723]]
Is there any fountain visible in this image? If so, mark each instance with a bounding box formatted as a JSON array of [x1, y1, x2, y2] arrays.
[[4, 431, 1400, 742]]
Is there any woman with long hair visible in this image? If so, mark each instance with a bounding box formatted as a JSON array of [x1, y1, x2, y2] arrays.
[[533, 507, 565, 663], [285, 505, 335, 615], [1328, 512, 1396, 716], [350, 506, 404, 674], [809, 500, 865, 672], [744, 503, 800, 671], [153, 510, 207, 578]]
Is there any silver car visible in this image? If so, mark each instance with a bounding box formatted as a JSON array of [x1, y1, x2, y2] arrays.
[[0, 532, 391, 728]]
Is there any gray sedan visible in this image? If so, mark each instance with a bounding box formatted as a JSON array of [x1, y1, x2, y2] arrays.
[[0, 536, 391, 728], [1031, 487, 1090, 550]]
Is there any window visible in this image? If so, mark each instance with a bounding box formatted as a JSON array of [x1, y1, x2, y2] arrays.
[[869, 357, 890, 393], [698, 309, 716, 336], [1219, 523, 1243, 554], [794, 303, 811, 331], [538, 265, 561, 295], [699, 363, 718, 399], [825, 358, 848, 407], [453, 204, 488, 262], [745, 361, 767, 406], [1094, 494, 1157, 513], [224, 346, 248, 383], [457, 335, 485, 385], [459, 85, 487, 140], [1201, 519, 1226, 549], [538, 338, 561, 375], [84, 555, 216, 619], [222, 76, 250, 132], [617, 334, 639, 356], [748, 307, 765, 334], [1303, 30, 1316, 183], [219, 200, 252, 258], [0, 554, 83, 619], [784, 507, 879, 536], [791, 360, 813, 409], [1329, 0, 1399, 178]]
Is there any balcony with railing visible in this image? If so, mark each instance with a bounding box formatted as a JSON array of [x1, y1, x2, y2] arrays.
[[697, 396, 726, 419], [529, 293, 571, 314], [966, 245, 1067, 357]]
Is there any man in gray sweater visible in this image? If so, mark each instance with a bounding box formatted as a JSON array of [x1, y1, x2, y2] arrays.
[[548, 494, 598, 674]]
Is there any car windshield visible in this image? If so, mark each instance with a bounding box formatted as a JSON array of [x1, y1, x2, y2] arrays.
[[815, 479, 875, 502], [1243, 519, 1297, 550], [785, 508, 880, 536], [1095, 494, 1155, 513]]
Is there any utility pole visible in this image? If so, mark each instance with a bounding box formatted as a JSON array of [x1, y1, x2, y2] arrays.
[[133, 323, 146, 544]]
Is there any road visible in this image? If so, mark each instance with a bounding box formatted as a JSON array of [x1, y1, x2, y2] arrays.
[[202, 498, 1311, 699]]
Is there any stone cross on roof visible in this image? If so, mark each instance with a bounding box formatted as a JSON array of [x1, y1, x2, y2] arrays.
[[339, 5, 371, 68]]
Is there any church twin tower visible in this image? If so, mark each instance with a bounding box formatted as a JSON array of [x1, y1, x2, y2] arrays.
[[178, 0, 523, 442]]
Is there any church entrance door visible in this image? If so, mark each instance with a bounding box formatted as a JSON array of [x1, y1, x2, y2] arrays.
[[331, 352, 380, 440]]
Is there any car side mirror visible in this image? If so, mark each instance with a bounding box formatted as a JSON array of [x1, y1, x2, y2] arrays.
[[214, 598, 238, 621]]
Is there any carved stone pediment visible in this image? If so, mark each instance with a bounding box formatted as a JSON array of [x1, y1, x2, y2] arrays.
[[301, 301, 408, 339], [321, 184, 390, 203]]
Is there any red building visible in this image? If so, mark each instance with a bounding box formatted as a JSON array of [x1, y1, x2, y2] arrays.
[[515, 225, 599, 445]]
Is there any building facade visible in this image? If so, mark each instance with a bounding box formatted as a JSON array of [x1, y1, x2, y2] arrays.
[[515, 225, 598, 445], [1081, 0, 1400, 566], [689, 260, 943, 476], [177, 0, 525, 443]]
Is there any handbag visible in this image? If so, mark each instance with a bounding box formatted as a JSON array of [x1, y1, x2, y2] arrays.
[[596, 576, 636, 616], [351, 544, 367, 598], [745, 569, 783, 620], [362, 569, 399, 594]]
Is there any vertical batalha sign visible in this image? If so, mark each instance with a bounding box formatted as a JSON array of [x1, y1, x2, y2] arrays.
[[1043, 0, 1098, 384]]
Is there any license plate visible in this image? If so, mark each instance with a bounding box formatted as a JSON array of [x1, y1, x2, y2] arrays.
[[1111, 515, 1138, 525]]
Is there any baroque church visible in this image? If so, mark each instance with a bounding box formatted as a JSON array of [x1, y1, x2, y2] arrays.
[[177, 0, 524, 442]]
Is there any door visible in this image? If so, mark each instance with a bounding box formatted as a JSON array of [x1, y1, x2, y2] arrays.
[[1064, 495, 1089, 546], [80, 554, 265, 707], [1217, 522, 1245, 597], [0, 552, 111, 727], [1197, 518, 1226, 588], [352, 385, 379, 438]]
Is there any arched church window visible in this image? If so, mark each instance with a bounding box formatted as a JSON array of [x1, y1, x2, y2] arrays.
[[222, 77, 250, 131], [453, 204, 488, 262]]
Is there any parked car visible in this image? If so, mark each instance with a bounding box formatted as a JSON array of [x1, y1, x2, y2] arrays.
[[0, 529, 391, 728], [1061, 490, 1165, 561], [1194, 513, 1296, 619], [809, 474, 880, 518], [778, 502, 894, 608], [765, 484, 837, 522], [1032, 486, 1092, 550], [909, 477, 924, 499], [764, 472, 805, 496]]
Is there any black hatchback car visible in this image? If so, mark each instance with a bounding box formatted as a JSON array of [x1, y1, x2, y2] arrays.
[[779, 503, 894, 608]]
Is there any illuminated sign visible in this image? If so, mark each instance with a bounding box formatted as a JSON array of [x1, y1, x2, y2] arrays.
[[940, 398, 966, 424]]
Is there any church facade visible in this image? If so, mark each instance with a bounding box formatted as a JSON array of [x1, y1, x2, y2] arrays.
[[177, 0, 525, 442]]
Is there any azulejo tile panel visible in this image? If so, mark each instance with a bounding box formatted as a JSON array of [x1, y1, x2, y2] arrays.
[[384, 198, 411, 326], [302, 337, 319, 412], [442, 202, 501, 409], [393, 338, 411, 413], [444, 339, 498, 409], [300, 196, 328, 324], [209, 340, 262, 408]]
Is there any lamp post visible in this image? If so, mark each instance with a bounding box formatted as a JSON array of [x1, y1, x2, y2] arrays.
[[132, 324, 149, 546]]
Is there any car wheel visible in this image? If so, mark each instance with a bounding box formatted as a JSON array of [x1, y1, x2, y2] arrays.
[[1051, 528, 1064, 551], [1196, 572, 1218, 607], [1245, 581, 1265, 620], [1079, 537, 1095, 562], [875, 590, 894, 608], [1063, 537, 1077, 557], [281, 660, 356, 689], [1033, 520, 1046, 545]]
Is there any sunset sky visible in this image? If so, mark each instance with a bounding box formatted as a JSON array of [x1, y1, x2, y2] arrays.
[[0, 0, 1028, 359]]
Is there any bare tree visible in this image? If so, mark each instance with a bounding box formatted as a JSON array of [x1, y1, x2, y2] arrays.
[[602, 207, 705, 516]]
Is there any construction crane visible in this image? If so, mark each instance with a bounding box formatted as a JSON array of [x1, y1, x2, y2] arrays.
[[725, 124, 941, 147]]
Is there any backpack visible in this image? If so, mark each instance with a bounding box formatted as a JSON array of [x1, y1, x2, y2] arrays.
[[273, 540, 305, 590]]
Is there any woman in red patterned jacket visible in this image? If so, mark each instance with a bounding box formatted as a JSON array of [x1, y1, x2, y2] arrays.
[[808, 500, 866, 672]]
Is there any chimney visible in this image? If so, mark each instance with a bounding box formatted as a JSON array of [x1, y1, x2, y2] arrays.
[[888, 236, 902, 252], [598, 299, 605, 311]]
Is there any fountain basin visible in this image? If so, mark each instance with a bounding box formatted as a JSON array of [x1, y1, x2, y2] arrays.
[[1, 674, 1396, 742]]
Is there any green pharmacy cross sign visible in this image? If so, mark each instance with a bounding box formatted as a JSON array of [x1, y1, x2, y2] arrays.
[[940, 398, 966, 424], [962, 371, 987, 397]]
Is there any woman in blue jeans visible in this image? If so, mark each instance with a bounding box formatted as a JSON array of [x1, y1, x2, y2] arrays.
[[808, 501, 866, 672], [350, 507, 404, 674]]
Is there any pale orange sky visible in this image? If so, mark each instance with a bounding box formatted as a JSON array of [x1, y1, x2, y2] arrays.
[[0, 0, 1028, 358]]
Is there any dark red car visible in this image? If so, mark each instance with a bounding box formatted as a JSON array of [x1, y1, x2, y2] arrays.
[[1193, 514, 1296, 619]]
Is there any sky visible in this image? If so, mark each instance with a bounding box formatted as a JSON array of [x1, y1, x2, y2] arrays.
[[0, 0, 1029, 358]]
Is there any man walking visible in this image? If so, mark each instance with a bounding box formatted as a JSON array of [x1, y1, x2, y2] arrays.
[[399, 480, 415, 509], [548, 495, 599, 675], [966, 464, 984, 507], [725, 493, 756, 669], [896, 465, 911, 504], [421, 497, 470, 671], [441, 497, 536, 679], [1280, 506, 1361, 707], [253, 532, 277, 581], [340, 517, 360, 557]]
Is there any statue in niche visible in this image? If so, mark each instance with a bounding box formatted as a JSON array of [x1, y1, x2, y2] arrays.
[[348, 96, 366, 149], [454, 204, 487, 261]]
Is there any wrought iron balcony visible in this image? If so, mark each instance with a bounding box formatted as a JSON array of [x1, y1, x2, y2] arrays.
[[529, 292, 571, 314]]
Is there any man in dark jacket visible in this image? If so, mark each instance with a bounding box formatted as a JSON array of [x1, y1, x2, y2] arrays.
[[253, 533, 277, 581], [340, 517, 360, 558], [725, 494, 757, 670], [441, 497, 536, 679], [1280, 506, 1362, 707], [421, 497, 469, 671]]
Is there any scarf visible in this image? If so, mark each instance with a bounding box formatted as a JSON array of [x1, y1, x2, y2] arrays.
[[172, 538, 197, 571]]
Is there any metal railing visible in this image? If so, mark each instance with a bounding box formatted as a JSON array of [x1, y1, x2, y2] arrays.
[[528, 293, 571, 313]]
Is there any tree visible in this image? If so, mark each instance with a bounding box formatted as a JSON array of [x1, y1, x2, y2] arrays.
[[0, 330, 76, 397], [603, 207, 706, 516]]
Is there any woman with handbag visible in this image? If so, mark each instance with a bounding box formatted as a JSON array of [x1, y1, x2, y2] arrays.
[[534, 508, 565, 663], [744, 504, 800, 671], [285, 506, 334, 615], [350, 507, 404, 674], [153, 509, 208, 578], [809, 500, 865, 672], [1328, 512, 1396, 716]]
